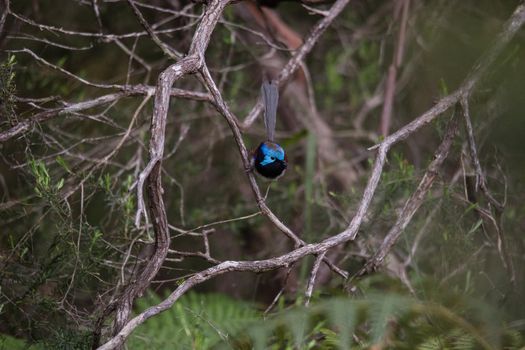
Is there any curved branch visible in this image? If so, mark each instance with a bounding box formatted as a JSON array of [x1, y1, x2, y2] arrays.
[[0, 87, 210, 143], [242, 0, 353, 128], [98, 4, 525, 347], [107, 0, 231, 345]]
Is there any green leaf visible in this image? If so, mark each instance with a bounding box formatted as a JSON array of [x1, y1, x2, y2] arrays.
[[328, 298, 357, 349], [56, 156, 72, 174], [417, 336, 443, 350], [56, 178, 64, 190]]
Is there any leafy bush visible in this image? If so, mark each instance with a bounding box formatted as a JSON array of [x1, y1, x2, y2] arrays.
[[126, 287, 525, 350], [129, 292, 260, 349]]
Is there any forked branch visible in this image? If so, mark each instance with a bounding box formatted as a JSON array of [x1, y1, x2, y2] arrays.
[[98, 2, 525, 346]]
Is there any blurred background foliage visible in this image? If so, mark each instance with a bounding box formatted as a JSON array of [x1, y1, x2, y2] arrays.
[[0, 0, 524, 349]]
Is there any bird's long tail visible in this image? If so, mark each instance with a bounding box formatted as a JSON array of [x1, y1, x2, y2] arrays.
[[261, 80, 279, 142]]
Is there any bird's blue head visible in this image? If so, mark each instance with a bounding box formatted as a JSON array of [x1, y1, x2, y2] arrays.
[[253, 141, 287, 179]]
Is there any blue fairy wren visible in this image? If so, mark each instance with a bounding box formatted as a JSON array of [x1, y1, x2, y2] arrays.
[[252, 80, 288, 179]]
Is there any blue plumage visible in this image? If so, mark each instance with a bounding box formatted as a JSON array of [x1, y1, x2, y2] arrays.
[[252, 80, 287, 179], [253, 141, 287, 179]]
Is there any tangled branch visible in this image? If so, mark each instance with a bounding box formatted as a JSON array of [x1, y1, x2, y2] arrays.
[[1, 1, 523, 349], [96, 3, 525, 348]]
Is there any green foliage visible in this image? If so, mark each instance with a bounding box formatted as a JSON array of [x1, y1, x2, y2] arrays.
[[29, 159, 64, 198], [0, 329, 93, 350], [125, 289, 525, 350], [39, 329, 92, 350], [0, 159, 118, 344], [128, 292, 260, 349], [382, 152, 416, 197], [0, 334, 40, 350], [224, 291, 524, 350]]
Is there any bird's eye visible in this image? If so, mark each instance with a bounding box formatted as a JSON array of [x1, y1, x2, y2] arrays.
[[270, 156, 275, 161]]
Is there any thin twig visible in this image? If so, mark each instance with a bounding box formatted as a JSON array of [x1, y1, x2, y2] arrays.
[[379, 0, 410, 136], [108, 0, 230, 345], [241, 0, 353, 129], [264, 266, 293, 316], [355, 110, 459, 277], [305, 251, 326, 306], [199, 64, 349, 279], [460, 98, 515, 284], [0, 87, 210, 143], [97, 4, 525, 345], [0, 0, 9, 36], [127, 0, 182, 59]]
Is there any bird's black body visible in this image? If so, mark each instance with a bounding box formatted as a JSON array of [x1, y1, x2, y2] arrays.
[[252, 80, 288, 180], [253, 141, 287, 179]]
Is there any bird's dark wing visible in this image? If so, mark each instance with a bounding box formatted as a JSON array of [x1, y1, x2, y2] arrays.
[[261, 80, 279, 142]]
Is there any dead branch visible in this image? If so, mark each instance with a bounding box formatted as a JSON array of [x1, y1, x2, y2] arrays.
[[126, 0, 182, 59], [241, 0, 353, 128], [305, 251, 326, 306], [460, 98, 515, 284], [379, 0, 410, 136], [108, 0, 230, 345], [199, 64, 349, 278], [97, 4, 525, 347], [0, 87, 210, 143], [0, 0, 11, 36], [356, 109, 459, 277]]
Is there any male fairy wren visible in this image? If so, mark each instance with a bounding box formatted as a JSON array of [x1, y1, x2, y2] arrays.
[[252, 80, 287, 179]]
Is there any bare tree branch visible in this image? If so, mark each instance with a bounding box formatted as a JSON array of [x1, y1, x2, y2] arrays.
[[199, 64, 349, 278], [126, 0, 183, 59], [356, 109, 459, 277], [108, 0, 231, 345], [3, 1, 522, 348], [96, 4, 525, 347], [0, 87, 210, 143], [460, 98, 515, 284], [0, 0, 11, 36], [379, 0, 410, 136], [242, 0, 353, 129], [305, 251, 326, 306]]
